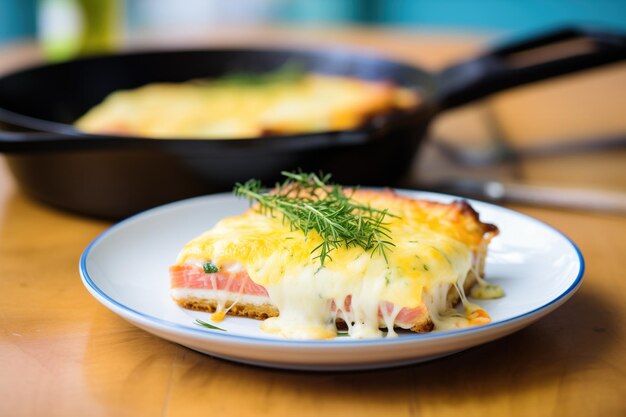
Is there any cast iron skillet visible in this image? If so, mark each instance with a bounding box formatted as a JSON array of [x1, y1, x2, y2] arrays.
[[0, 27, 625, 219]]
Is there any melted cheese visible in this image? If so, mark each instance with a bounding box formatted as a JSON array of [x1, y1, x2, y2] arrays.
[[76, 74, 419, 139], [175, 192, 492, 340]]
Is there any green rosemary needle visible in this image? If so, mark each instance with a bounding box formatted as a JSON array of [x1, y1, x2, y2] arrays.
[[194, 319, 226, 332], [233, 171, 396, 266]]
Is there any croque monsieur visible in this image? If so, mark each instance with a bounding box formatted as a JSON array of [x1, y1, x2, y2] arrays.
[[170, 173, 500, 339]]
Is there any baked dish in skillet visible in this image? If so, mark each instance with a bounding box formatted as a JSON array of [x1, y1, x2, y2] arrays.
[[75, 67, 420, 139]]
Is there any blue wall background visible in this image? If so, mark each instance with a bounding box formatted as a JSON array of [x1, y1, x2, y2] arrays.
[[373, 0, 626, 32], [2, 0, 626, 43], [0, 0, 37, 43], [280, 0, 626, 32]]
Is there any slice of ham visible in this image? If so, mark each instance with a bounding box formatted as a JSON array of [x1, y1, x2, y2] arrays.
[[170, 264, 269, 296]]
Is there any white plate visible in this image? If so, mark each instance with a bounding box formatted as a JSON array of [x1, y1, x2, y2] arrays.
[[80, 191, 584, 371]]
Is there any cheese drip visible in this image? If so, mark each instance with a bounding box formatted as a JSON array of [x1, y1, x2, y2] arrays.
[[176, 196, 480, 339]]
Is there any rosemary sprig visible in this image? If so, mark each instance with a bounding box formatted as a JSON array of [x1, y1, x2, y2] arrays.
[[233, 171, 397, 266]]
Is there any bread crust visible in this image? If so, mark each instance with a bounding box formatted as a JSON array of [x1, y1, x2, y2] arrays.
[[174, 298, 278, 320]]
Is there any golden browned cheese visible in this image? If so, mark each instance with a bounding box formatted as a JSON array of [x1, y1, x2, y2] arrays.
[[75, 74, 419, 138]]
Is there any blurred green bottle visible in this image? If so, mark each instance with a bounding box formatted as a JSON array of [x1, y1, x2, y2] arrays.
[[39, 0, 123, 61]]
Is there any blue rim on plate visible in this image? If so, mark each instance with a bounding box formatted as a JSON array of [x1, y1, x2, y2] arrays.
[[79, 191, 585, 349]]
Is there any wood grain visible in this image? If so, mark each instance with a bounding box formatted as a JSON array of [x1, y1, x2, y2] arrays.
[[0, 27, 625, 417]]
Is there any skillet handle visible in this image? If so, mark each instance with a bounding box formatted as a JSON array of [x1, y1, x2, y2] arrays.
[[435, 26, 626, 110]]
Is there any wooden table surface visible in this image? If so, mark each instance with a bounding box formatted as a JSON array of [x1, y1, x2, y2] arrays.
[[1, 27, 625, 417]]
